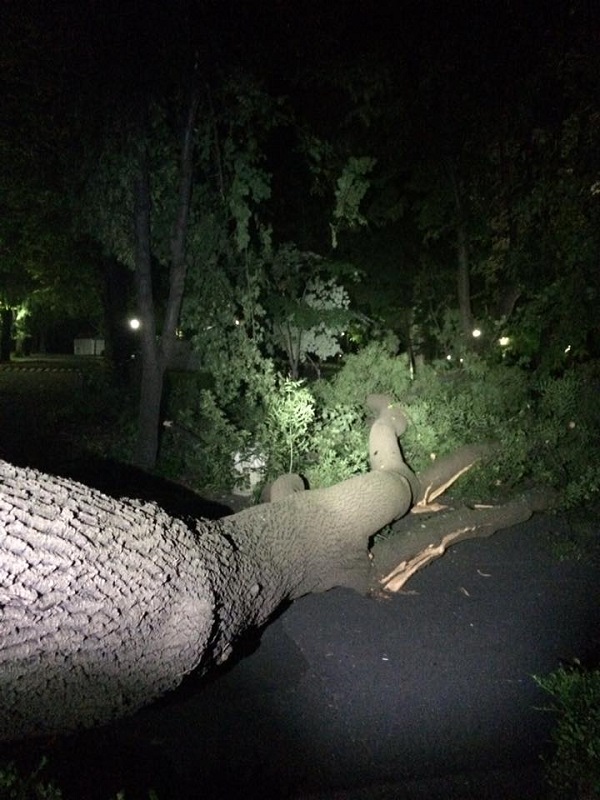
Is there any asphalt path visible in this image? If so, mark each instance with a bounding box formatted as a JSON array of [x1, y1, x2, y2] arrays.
[[105, 509, 598, 800]]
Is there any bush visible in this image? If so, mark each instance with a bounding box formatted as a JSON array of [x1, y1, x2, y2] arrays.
[[534, 665, 600, 798], [0, 759, 62, 800], [0, 759, 160, 800], [302, 403, 369, 488], [159, 386, 249, 491], [259, 376, 316, 476], [158, 338, 600, 508], [313, 338, 413, 408]]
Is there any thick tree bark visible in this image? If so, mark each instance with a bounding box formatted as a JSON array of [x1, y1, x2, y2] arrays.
[[0, 396, 553, 742], [0, 396, 412, 741], [372, 486, 557, 592]]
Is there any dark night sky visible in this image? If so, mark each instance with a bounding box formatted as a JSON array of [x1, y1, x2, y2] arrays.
[[19, 0, 593, 110]]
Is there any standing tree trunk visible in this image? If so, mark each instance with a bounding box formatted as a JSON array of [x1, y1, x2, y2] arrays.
[[447, 161, 473, 341], [132, 139, 162, 470], [133, 91, 200, 471]]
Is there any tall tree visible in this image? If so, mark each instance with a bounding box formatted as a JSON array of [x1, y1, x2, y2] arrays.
[[132, 92, 200, 469]]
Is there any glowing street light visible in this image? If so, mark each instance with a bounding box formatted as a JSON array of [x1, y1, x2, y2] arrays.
[[129, 318, 141, 331], [472, 328, 482, 338]]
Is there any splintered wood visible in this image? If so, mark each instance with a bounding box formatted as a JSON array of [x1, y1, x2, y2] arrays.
[[380, 526, 477, 592]]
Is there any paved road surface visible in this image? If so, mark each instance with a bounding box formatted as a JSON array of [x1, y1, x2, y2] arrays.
[[109, 510, 596, 800]]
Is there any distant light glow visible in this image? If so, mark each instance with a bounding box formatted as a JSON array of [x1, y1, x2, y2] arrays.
[[129, 318, 140, 330], [446, 354, 452, 361], [472, 328, 482, 338], [564, 344, 572, 353], [499, 336, 510, 347]]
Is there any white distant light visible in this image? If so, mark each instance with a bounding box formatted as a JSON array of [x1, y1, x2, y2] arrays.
[[129, 318, 141, 330], [564, 344, 572, 353], [499, 336, 510, 347], [446, 354, 452, 361], [472, 328, 482, 338]]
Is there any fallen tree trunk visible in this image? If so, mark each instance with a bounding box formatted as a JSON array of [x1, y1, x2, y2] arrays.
[[0, 396, 413, 741], [0, 394, 555, 741]]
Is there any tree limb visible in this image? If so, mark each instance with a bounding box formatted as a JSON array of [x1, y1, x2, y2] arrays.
[[371, 487, 558, 593]]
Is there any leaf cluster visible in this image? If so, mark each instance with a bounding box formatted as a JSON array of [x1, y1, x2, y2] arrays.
[[0, 759, 62, 800], [155, 325, 600, 509], [534, 665, 600, 799]]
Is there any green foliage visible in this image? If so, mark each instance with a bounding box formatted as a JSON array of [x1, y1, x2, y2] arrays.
[[331, 156, 377, 248], [159, 316, 600, 507], [0, 759, 160, 800], [297, 277, 351, 360], [314, 337, 413, 407], [161, 385, 249, 491], [0, 760, 62, 800], [317, 347, 600, 505], [227, 151, 272, 254], [263, 377, 315, 474], [303, 403, 368, 488], [534, 665, 600, 798], [397, 359, 529, 480], [160, 332, 369, 491], [265, 244, 356, 377], [530, 367, 600, 507]]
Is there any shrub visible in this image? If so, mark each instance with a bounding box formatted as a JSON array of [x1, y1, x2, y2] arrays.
[[314, 338, 413, 407], [158, 337, 600, 508], [160, 387, 249, 491], [0, 759, 62, 800], [260, 376, 316, 475], [303, 403, 369, 488], [534, 665, 600, 798]]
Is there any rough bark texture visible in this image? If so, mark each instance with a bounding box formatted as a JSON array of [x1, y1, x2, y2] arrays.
[[132, 132, 161, 471], [0, 462, 214, 741], [0, 397, 413, 741]]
